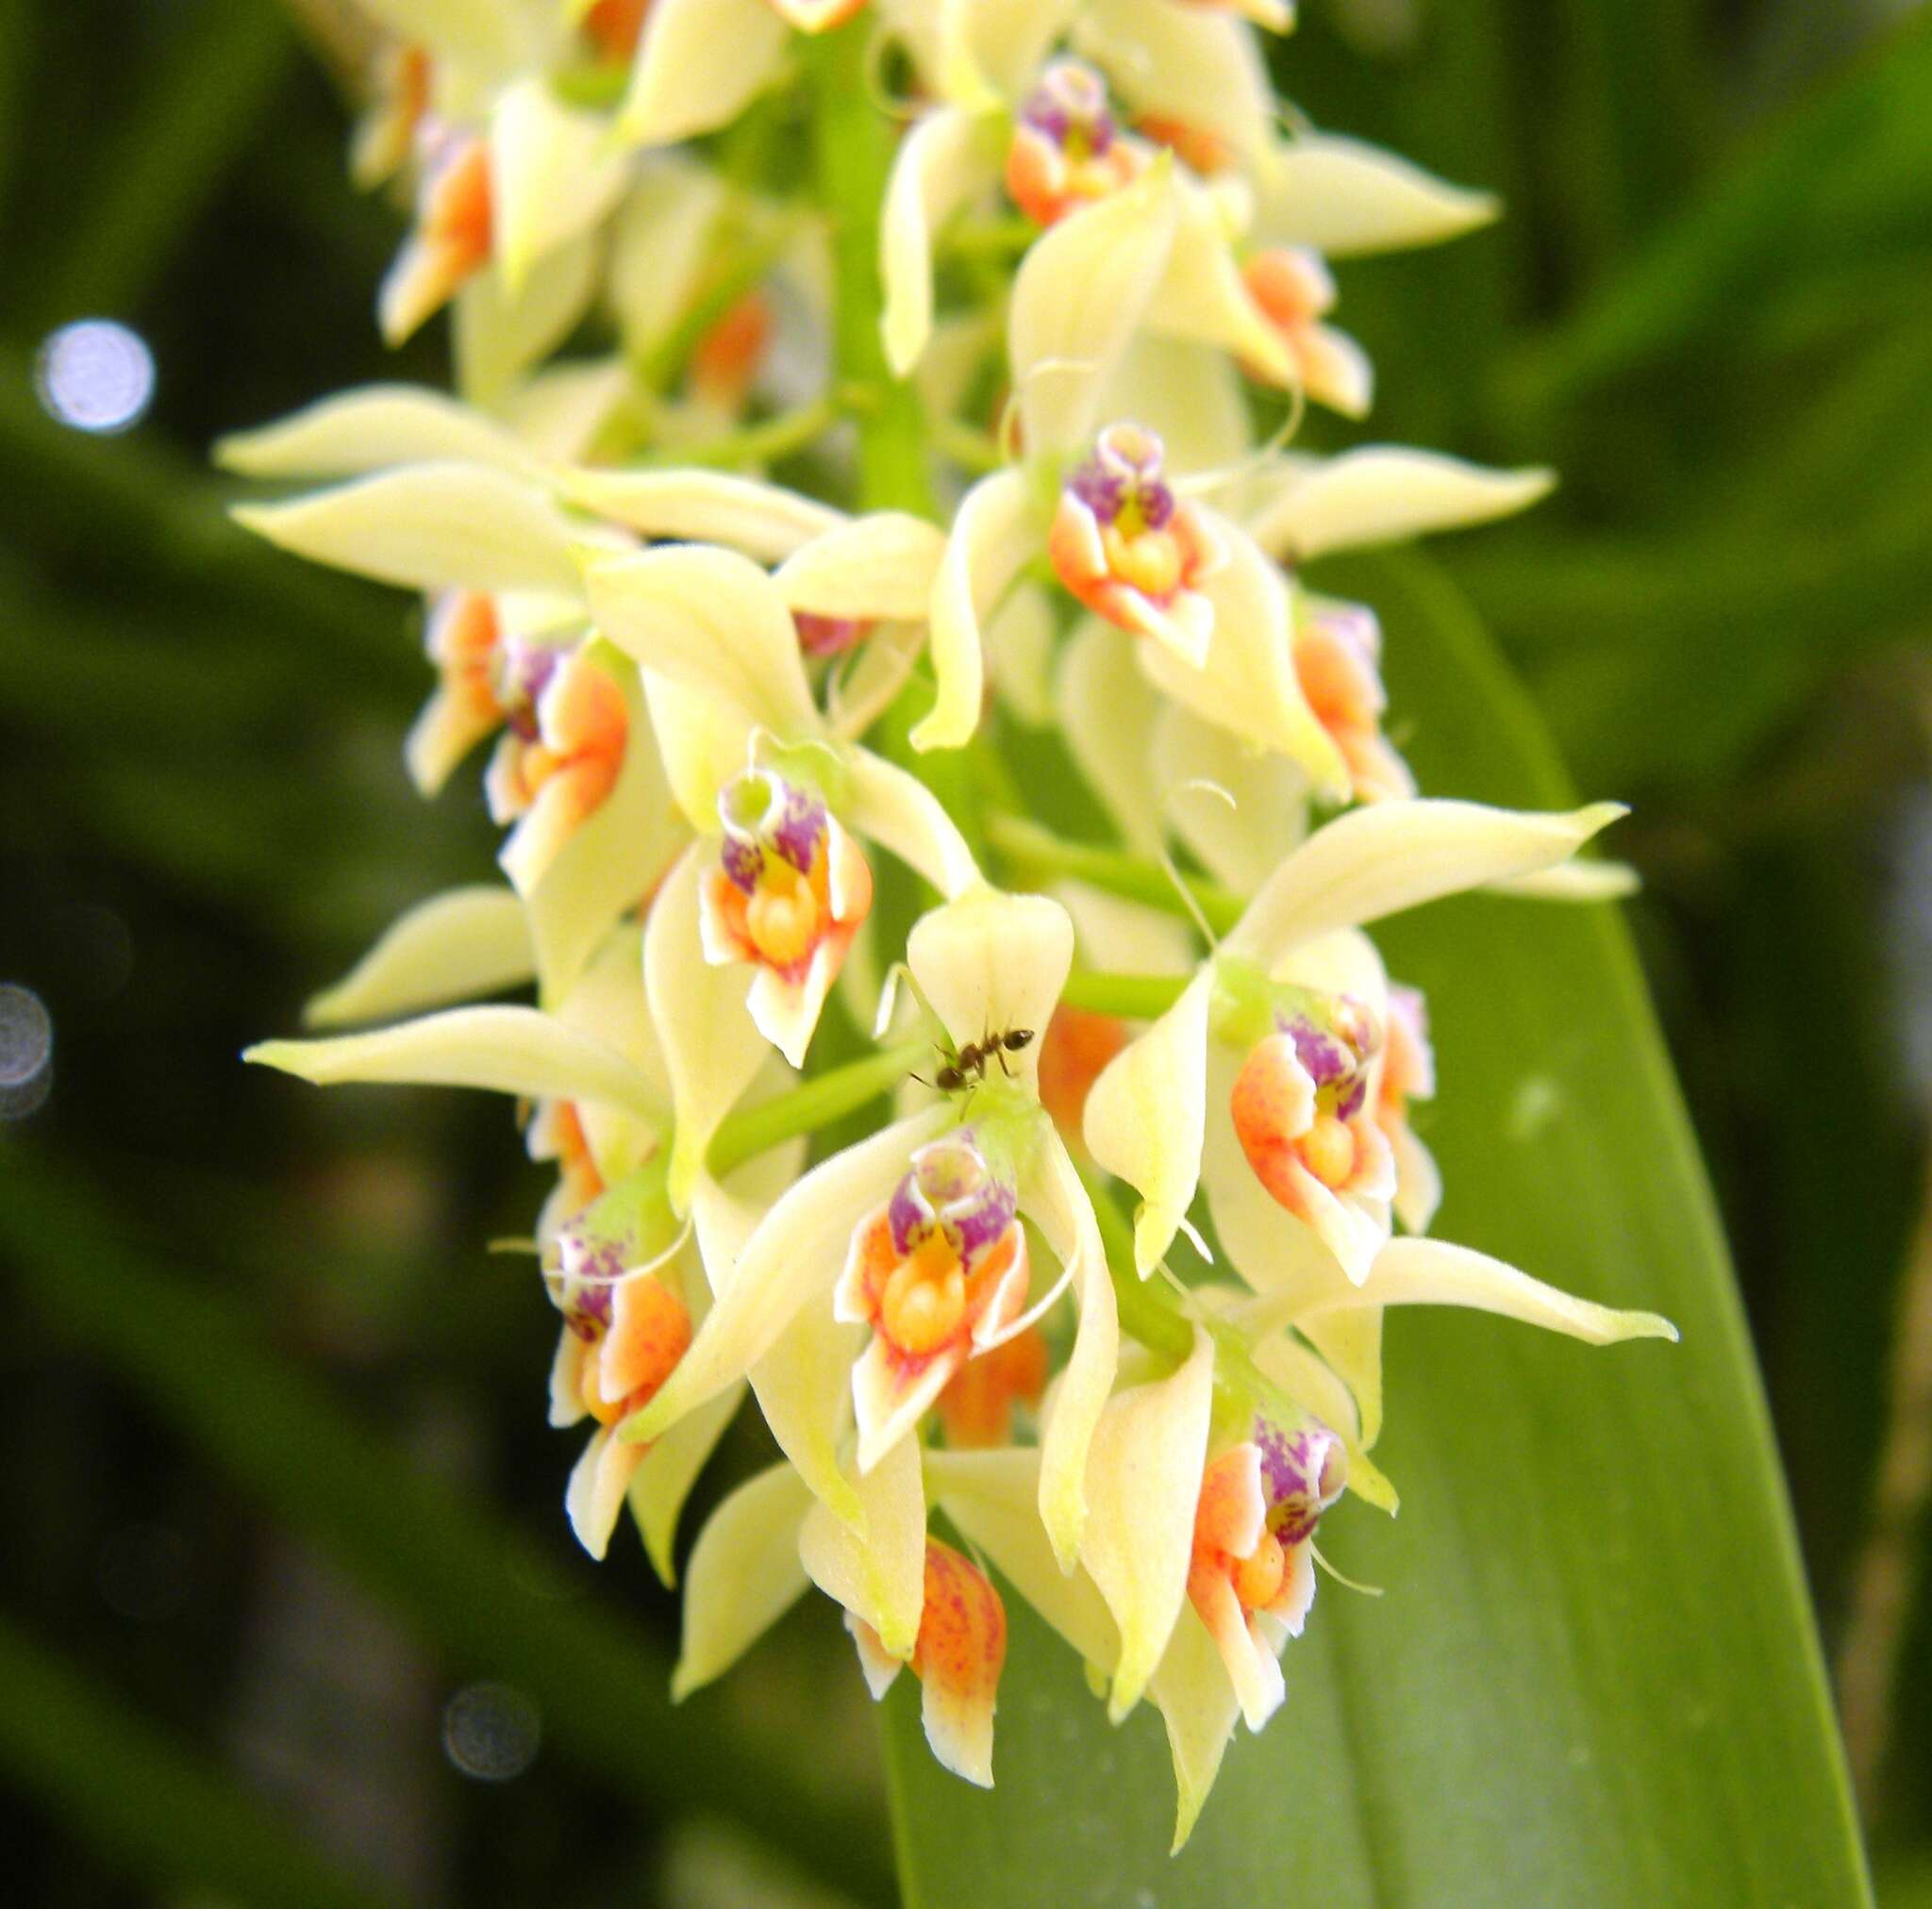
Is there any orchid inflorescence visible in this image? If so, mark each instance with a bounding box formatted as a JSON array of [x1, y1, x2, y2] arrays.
[[234, 0, 1676, 1849]]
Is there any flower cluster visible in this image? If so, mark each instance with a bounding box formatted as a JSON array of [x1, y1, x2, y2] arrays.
[[235, 0, 1674, 1849]]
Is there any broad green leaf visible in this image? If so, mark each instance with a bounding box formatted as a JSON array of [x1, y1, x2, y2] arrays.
[[882, 550, 1869, 1904]]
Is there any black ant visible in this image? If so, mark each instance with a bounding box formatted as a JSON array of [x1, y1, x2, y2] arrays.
[[920, 1026, 1035, 1094]]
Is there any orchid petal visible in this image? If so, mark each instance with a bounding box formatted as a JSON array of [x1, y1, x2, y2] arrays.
[[498, 359, 632, 466], [304, 887, 534, 1028], [559, 465, 844, 563], [643, 849, 774, 1209], [671, 1462, 815, 1700], [1148, 1602, 1243, 1853], [587, 543, 820, 739], [927, 1447, 1119, 1669], [776, 512, 949, 622], [528, 644, 686, 1006], [624, 1109, 951, 1445], [216, 385, 531, 479], [982, 582, 1057, 728], [1084, 971, 1214, 1274], [1056, 881, 1196, 979], [246, 1005, 662, 1121], [607, 157, 730, 353], [567, 1424, 642, 1561], [751, 1302, 868, 1528], [800, 1434, 928, 1659], [1011, 159, 1180, 459], [1095, 337, 1253, 480], [1136, 514, 1351, 794], [1496, 860, 1641, 903], [640, 671, 758, 837], [1145, 178, 1294, 385], [1244, 449, 1555, 564], [629, 1383, 744, 1587], [1153, 703, 1308, 893], [916, 468, 1037, 752], [1027, 1132, 1120, 1570], [454, 233, 600, 408], [1259, 133, 1498, 256], [1075, 0, 1278, 174], [616, 0, 790, 148], [1059, 620, 1166, 860], [490, 79, 630, 298], [232, 464, 580, 596], [843, 747, 981, 902], [1081, 1327, 1215, 1719], [881, 106, 1006, 377], [907, 889, 1074, 1095], [1225, 798, 1626, 966]]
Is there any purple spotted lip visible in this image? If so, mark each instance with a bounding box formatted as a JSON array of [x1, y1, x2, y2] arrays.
[[1020, 61, 1115, 154], [1255, 1418, 1345, 1546], [717, 770, 827, 894], [889, 1129, 1018, 1265]]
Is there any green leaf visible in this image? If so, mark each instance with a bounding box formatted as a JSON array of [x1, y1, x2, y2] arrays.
[[881, 551, 1870, 1904]]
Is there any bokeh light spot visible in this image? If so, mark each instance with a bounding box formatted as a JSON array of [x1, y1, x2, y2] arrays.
[[442, 1682, 541, 1782], [34, 320, 155, 434], [0, 984, 54, 1120]]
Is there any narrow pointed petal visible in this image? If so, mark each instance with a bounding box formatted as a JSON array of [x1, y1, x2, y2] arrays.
[[912, 1541, 1005, 1786], [355, 0, 534, 74], [749, 1298, 867, 1528], [1136, 514, 1350, 795], [232, 464, 581, 595], [907, 889, 1073, 1095], [304, 887, 534, 1028], [1058, 620, 1166, 859], [776, 513, 950, 622], [640, 671, 758, 838], [1293, 1237, 1681, 1345], [672, 1462, 815, 1700], [559, 468, 843, 564], [916, 469, 1037, 753], [1245, 449, 1554, 564], [1074, 1, 1278, 174], [454, 235, 600, 409], [1028, 1134, 1120, 1570], [1259, 134, 1498, 256], [983, 582, 1058, 727], [1226, 799, 1627, 967], [491, 78, 630, 296], [1149, 1602, 1243, 1852], [1152, 703, 1307, 893], [1011, 160, 1181, 459], [882, 106, 1006, 376], [629, 1383, 744, 1587], [616, 0, 789, 147], [1081, 1328, 1216, 1719], [246, 1006, 662, 1120], [1495, 860, 1641, 903], [216, 385, 532, 479], [625, 1110, 952, 1445], [1083, 971, 1214, 1275], [842, 749, 981, 902], [587, 544, 821, 740], [528, 646, 686, 1007], [928, 1448, 1120, 1669], [567, 1425, 642, 1560], [1145, 179, 1295, 386], [800, 1434, 928, 1660], [643, 850, 774, 1208]]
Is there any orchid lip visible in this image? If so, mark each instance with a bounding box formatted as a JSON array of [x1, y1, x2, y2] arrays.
[[1020, 60, 1116, 154], [887, 1130, 1018, 1264], [1254, 1418, 1345, 1545], [717, 769, 828, 890], [1065, 423, 1176, 530]]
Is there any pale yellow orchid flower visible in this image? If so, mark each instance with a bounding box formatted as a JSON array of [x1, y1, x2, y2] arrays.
[[1084, 797, 1628, 1284]]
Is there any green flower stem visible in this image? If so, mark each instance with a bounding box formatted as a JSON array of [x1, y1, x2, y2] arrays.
[[1077, 1160, 1317, 1431], [639, 394, 846, 471], [1059, 970, 1191, 1020], [707, 1040, 929, 1182], [808, 19, 933, 518], [987, 814, 1245, 936]]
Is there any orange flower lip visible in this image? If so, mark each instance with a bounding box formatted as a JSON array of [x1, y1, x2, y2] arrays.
[[1005, 58, 1145, 226]]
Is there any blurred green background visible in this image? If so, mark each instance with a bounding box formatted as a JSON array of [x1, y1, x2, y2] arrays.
[[2, 0, 1929, 1901]]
